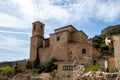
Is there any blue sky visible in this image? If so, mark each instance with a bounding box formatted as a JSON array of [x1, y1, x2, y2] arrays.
[[0, 0, 120, 62]]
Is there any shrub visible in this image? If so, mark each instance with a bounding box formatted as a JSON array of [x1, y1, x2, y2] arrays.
[[0, 66, 13, 76], [26, 61, 32, 69], [32, 69, 39, 76], [85, 65, 102, 72], [108, 68, 118, 73], [44, 57, 58, 72], [15, 68, 25, 73]]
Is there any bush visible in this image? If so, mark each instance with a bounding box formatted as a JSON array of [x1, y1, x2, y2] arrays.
[[85, 65, 102, 72], [26, 61, 32, 69], [15, 68, 25, 73], [108, 68, 118, 73], [0, 66, 13, 76], [44, 57, 58, 72], [32, 69, 39, 76]]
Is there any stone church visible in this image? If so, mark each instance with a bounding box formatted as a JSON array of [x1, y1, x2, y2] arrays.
[[30, 21, 100, 66]]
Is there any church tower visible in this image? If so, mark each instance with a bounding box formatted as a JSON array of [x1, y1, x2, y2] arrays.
[[30, 21, 45, 61]]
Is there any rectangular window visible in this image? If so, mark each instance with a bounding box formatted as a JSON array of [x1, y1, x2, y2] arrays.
[[82, 48, 86, 54], [63, 65, 73, 71], [33, 24, 36, 30], [56, 36, 60, 41]]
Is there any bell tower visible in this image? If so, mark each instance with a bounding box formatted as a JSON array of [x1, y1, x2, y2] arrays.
[[30, 21, 45, 61]]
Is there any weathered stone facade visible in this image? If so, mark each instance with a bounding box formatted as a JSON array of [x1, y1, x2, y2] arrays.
[[30, 21, 99, 65], [113, 35, 120, 69]]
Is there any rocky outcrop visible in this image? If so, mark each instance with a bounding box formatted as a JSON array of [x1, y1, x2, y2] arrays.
[[12, 73, 51, 80], [73, 60, 85, 80], [0, 76, 11, 80], [73, 60, 120, 80], [81, 71, 120, 80], [12, 74, 31, 80]]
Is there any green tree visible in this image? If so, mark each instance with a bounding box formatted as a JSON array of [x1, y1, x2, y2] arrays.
[[92, 35, 114, 56], [44, 57, 58, 72], [92, 35, 105, 49]]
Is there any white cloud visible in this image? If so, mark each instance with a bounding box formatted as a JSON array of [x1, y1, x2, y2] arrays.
[[0, 34, 29, 53], [0, 0, 120, 62], [0, 30, 31, 36], [0, 12, 30, 29], [94, 0, 120, 22], [10, 0, 36, 20], [0, 0, 120, 29], [27, 0, 120, 24]]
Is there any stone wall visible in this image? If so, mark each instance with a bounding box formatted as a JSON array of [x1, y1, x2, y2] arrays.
[[70, 31, 88, 44], [107, 57, 115, 68], [91, 46, 100, 58], [113, 35, 120, 68]]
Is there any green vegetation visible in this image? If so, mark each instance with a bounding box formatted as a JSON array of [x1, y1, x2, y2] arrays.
[[15, 68, 25, 73], [92, 35, 114, 56], [32, 69, 39, 76], [85, 65, 102, 72], [31, 57, 58, 74], [26, 61, 32, 69], [0, 66, 13, 76], [85, 65, 118, 73], [44, 57, 58, 72], [108, 68, 118, 73]]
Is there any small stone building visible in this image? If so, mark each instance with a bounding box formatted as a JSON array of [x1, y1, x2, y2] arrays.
[[30, 21, 100, 66], [55, 62, 73, 80]]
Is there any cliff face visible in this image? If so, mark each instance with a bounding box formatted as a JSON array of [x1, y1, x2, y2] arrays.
[[101, 24, 120, 35]]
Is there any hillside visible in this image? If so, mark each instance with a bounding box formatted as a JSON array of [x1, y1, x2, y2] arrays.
[[0, 61, 14, 67]]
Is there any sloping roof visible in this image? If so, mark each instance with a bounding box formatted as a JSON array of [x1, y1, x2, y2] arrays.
[[54, 25, 78, 31]]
